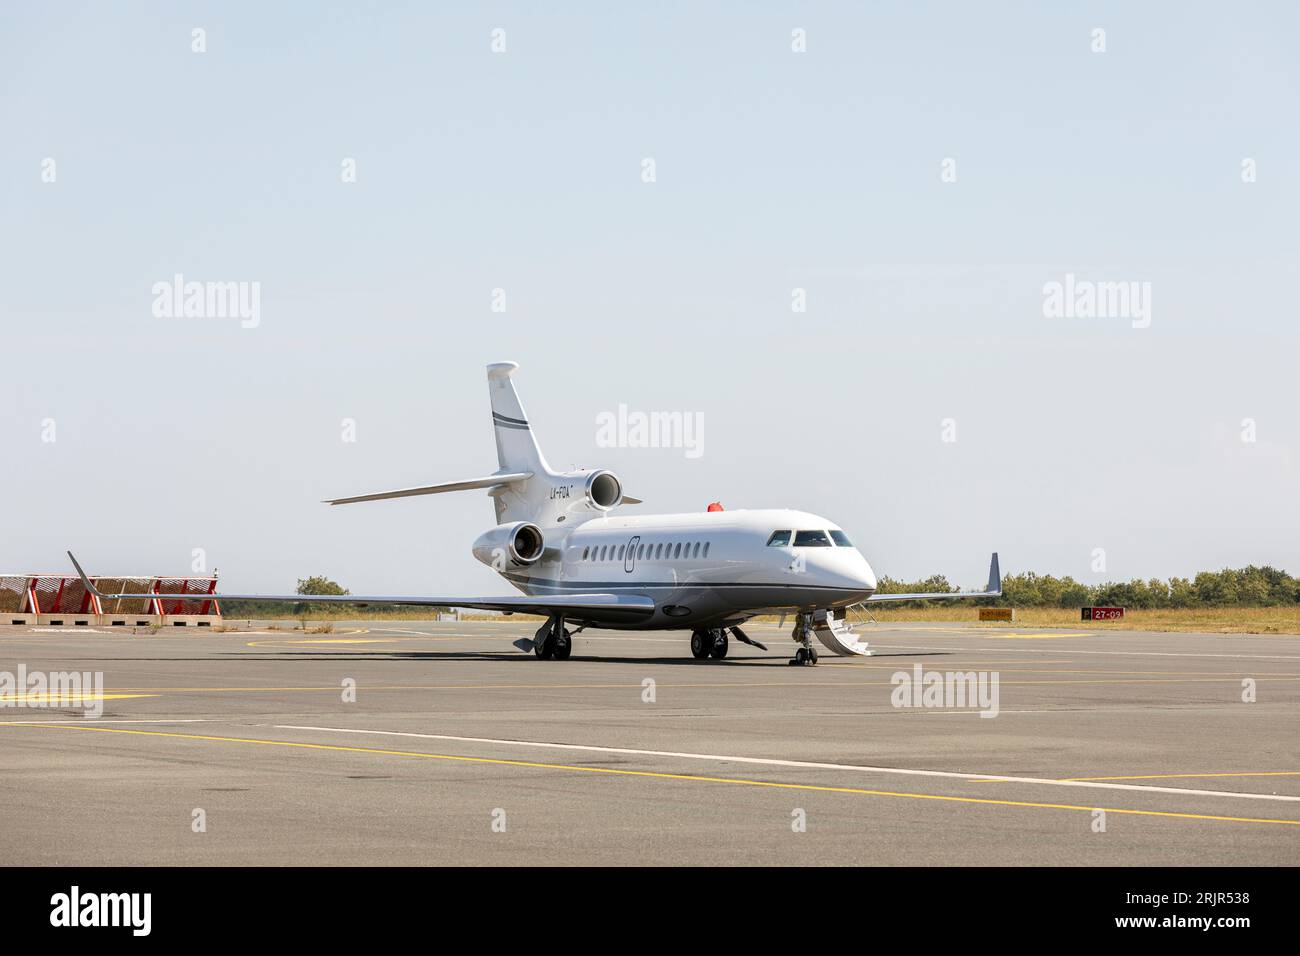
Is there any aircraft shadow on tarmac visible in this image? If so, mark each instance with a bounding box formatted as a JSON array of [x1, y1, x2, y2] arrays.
[[213, 649, 952, 665]]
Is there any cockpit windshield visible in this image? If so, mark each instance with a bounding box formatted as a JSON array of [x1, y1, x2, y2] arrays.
[[793, 530, 832, 547], [829, 530, 852, 547]]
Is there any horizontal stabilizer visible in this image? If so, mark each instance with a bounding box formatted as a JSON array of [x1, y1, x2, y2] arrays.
[[865, 552, 1002, 604], [323, 472, 532, 506]]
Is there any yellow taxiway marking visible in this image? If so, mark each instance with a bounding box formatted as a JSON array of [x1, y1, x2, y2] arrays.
[[0, 693, 156, 704], [1062, 771, 1300, 782], [987, 632, 1093, 640], [7, 723, 1299, 828]]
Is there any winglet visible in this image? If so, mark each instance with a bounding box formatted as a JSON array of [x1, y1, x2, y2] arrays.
[[67, 551, 105, 598], [987, 552, 1001, 595]]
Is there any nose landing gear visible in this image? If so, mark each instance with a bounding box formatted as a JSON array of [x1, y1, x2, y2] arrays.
[[788, 612, 819, 666]]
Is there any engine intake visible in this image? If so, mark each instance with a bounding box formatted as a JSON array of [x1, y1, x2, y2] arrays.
[[472, 521, 545, 568], [585, 470, 623, 510]]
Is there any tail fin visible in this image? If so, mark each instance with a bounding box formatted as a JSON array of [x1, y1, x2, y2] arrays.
[[487, 362, 551, 475]]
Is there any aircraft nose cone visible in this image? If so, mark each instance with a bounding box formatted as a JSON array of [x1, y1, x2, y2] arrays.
[[858, 559, 878, 593], [822, 553, 876, 594]]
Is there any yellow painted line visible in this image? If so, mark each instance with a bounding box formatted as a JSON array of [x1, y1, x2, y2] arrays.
[[8, 723, 1300, 828], [987, 632, 1093, 640], [1062, 771, 1300, 782], [0, 693, 155, 704]]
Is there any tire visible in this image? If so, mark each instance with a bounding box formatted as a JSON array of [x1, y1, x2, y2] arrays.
[[709, 631, 729, 659], [554, 629, 572, 660], [535, 634, 556, 660], [690, 630, 710, 659]]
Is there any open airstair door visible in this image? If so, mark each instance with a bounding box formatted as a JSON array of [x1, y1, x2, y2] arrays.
[[811, 609, 873, 657]]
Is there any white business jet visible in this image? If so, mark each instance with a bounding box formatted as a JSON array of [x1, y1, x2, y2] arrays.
[[70, 362, 999, 665]]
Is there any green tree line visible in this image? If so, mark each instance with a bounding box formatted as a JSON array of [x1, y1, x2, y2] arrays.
[[877, 566, 1300, 608]]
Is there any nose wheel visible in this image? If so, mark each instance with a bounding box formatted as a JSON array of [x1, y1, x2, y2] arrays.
[[790, 645, 819, 666], [788, 612, 819, 666]]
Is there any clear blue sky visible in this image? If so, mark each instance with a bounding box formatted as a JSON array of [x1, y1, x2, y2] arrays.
[[2, 2, 1297, 592]]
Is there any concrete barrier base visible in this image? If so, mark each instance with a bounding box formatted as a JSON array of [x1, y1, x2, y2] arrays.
[[36, 614, 98, 627], [18, 614, 223, 628]]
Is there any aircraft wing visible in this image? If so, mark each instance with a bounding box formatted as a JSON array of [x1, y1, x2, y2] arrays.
[[67, 552, 654, 622], [864, 552, 1001, 603], [322, 472, 533, 506]]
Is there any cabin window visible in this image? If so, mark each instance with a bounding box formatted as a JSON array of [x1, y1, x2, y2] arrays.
[[582, 547, 589, 560], [766, 530, 792, 547], [602, 546, 609, 561], [618, 545, 626, 560], [703, 542, 710, 558], [655, 543, 662, 559], [692, 542, 700, 558], [830, 530, 853, 547], [793, 530, 832, 547], [673, 542, 681, 559], [638, 544, 645, 559]]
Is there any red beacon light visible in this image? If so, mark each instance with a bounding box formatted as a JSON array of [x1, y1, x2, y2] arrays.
[[707, 501, 724, 512]]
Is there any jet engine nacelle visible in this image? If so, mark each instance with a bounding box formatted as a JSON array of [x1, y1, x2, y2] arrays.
[[472, 521, 546, 569], [584, 470, 623, 511]]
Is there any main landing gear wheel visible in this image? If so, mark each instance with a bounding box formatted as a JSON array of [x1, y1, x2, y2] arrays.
[[534, 618, 573, 660], [690, 629, 729, 660]]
